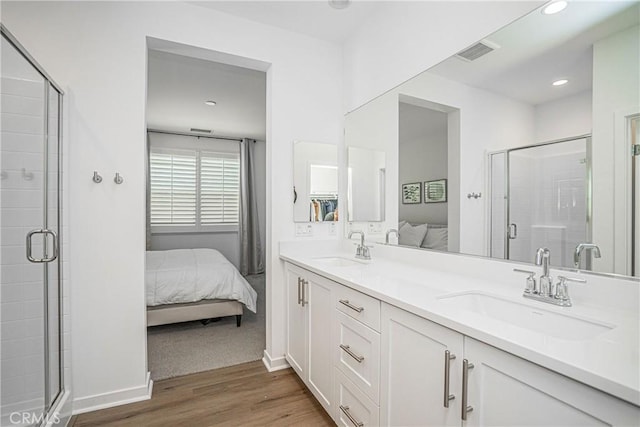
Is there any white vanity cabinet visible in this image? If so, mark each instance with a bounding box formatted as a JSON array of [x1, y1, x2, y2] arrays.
[[284, 262, 334, 414], [380, 303, 464, 427], [464, 337, 640, 426], [381, 302, 640, 427]]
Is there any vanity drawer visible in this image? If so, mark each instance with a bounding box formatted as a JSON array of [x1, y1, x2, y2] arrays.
[[335, 310, 380, 404], [335, 284, 380, 331], [334, 368, 379, 427]]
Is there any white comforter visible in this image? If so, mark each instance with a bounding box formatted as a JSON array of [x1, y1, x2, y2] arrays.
[[145, 248, 257, 313]]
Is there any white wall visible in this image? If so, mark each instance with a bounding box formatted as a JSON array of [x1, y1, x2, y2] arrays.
[[342, 1, 544, 112], [534, 90, 592, 143], [398, 103, 448, 225], [592, 24, 640, 274], [2, 0, 343, 411]]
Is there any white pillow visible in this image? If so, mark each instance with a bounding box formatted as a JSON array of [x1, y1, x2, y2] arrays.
[[399, 223, 428, 247], [422, 228, 448, 251]]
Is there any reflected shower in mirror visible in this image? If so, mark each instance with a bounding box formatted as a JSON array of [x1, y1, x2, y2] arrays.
[[344, 1, 639, 277], [293, 141, 338, 223], [347, 146, 386, 222]]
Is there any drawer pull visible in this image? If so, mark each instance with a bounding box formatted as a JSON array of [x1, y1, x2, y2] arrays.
[[443, 350, 456, 408], [340, 344, 365, 363], [297, 277, 302, 305], [340, 405, 364, 427], [462, 359, 474, 420], [339, 299, 364, 313]]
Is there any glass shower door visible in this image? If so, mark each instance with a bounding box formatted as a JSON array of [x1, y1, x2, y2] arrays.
[[507, 138, 589, 268], [1, 30, 62, 426]]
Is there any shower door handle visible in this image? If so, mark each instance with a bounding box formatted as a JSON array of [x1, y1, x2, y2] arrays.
[[508, 223, 517, 239], [26, 229, 58, 263]]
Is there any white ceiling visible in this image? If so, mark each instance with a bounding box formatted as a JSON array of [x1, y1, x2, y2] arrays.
[[428, 1, 639, 106], [188, 0, 385, 43], [146, 50, 266, 140]]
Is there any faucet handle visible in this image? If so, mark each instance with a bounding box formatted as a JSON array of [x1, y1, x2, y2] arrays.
[[513, 268, 536, 294], [557, 275, 587, 284], [554, 276, 587, 305]]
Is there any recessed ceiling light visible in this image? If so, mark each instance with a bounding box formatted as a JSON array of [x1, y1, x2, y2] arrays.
[[204, 100, 217, 106], [542, 1, 568, 15], [552, 79, 569, 86], [328, 0, 350, 10]]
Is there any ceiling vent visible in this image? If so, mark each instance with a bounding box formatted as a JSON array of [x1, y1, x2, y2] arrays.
[[455, 40, 499, 62], [190, 128, 212, 134]]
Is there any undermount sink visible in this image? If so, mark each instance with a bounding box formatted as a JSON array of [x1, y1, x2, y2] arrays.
[[437, 292, 615, 341], [312, 256, 365, 268]]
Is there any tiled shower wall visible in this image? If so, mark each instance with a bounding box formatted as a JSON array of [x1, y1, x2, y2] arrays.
[[1, 74, 48, 421]]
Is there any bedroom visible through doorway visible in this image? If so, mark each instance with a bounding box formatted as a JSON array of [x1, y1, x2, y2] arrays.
[[144, 41, 268, 380]]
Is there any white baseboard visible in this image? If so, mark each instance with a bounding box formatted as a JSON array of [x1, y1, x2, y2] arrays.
[[72, 372, 153, 415], [262, 350, 290, 372]]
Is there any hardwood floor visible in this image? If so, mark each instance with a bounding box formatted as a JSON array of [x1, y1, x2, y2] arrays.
[[70, 361, 334, 427]]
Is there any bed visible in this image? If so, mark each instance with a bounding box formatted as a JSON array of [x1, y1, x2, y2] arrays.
[[145, 248, 258, 327]]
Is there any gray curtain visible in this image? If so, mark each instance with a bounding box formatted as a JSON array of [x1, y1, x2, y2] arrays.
[[239, 138, 264, 275], [145, 132, 152, 251]]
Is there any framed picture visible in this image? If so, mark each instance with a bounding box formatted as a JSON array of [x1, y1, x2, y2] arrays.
[[424, 179, 447, 203], [402, 182, 421, 204]]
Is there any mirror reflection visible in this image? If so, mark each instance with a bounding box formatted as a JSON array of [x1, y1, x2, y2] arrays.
[[347, 146, 386, 222], [344, 1, 639, 277], [293, 141, 338, 223]]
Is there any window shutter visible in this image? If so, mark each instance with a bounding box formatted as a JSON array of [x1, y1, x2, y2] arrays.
[[200, 152, 240, 224], [149, 150, 197, 225]]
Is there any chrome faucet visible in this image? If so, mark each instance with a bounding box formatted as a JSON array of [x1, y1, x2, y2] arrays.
[[385, 228, 398, 244], [515, 247, 588, 307], [574, 243, 601, 268], [535, 247, 552, 297], [348, 230, 371, 260]]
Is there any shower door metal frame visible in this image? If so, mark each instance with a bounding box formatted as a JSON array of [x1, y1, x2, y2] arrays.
[[1, 24, 65, 421], [488, 134, 592, 267]]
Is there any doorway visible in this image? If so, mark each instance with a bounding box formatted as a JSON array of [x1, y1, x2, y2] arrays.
[[143, 40, 268, 380]]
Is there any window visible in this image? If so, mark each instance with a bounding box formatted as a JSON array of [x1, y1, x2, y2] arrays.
[[150, 148, 240, 231]]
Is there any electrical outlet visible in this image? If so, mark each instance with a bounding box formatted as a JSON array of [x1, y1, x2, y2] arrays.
[[328, 222, 337, 236], [368, 222, 383, 234], [295, 223, 313, 237]]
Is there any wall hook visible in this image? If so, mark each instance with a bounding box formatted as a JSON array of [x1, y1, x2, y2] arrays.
[[114, 172, 124, 184], [22, 168, 34, 181], [92, 171, 103, 183], [467, 192, 482, 199]]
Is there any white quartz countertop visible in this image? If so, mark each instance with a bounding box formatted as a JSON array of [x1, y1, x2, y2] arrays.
[[280, 244, 640, 407]]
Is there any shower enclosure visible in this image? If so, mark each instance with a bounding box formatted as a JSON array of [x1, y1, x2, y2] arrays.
[[489, 136, 591, 270], [1, 26, 64, 426]]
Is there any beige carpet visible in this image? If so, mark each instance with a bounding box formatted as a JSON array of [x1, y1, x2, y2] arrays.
[[147, 274, 266, 380]]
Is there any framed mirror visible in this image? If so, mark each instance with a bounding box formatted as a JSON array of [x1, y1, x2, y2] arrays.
[[347, 146, 386, 222], [293, 141, 339, 223], [344, 1, 639, 277]]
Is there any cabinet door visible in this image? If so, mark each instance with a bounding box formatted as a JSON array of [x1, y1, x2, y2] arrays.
[[285, 264, 306, 377], [307, 273, 334, 413], [464, 337, 640, 426], [380, 303, 463, 427]]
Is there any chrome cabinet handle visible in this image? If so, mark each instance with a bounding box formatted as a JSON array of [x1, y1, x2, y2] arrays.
[[462, 359, 474, 420], [444, 350, 456, 408], [339, 299, 364, 313], [297, 277, 302, 305], [301, 279, 308, 307], [340, 405, 364, 427], [508, 223, 517, 239], [339, 344, 364, 363], [26, 229, 58, 263]]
